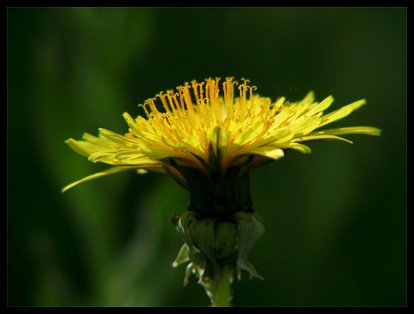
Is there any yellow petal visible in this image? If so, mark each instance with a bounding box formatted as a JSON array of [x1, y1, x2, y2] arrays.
[[98, 128, 138, 146], [114, 151, 159, 165], [306, 95, 334, 116], [65, 138, 91, 157], [309, 126, 381, 136], [250, 147, 285, 160], [293, 134, 353, 144], [285, 143, 312, 154], [319, 99, 366, 127], [301, 91, 315, 104], [61, 166, 141, 193]]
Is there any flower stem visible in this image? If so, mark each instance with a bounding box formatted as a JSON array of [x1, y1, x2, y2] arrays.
[[211, 266, 232, 307]]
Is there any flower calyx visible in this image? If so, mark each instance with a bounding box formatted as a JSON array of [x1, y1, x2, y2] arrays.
[[173, 210, 264, 305]]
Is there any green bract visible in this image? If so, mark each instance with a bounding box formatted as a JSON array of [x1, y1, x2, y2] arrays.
[[173, 211, 264, 305]]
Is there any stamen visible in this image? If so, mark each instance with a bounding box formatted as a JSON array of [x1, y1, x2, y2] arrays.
[[223, 77, 235, 105], [182, 82, 194, 111], [157, 91, 171, 114], [147, 98, 160, 115], [173, 92, 183, 112], [214, 77, 221, 100], [249, 86, 257, 106], [191, 80, 200, 103], [177, 86, 186, 111], [166, 90, 179, 112], [198, 81, 205, 104], [138, 102, 151, 118]]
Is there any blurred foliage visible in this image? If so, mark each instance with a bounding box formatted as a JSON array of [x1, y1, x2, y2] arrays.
[[8, 8, 406, 306]]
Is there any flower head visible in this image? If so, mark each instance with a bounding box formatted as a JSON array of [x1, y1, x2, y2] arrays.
[[63, 77, 380, 192], [63, 76, 381, 306]]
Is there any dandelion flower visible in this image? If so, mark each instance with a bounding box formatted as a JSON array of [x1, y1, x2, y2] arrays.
[[63, 77, 380, 306]]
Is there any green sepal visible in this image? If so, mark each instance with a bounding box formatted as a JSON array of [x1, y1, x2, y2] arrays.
[[172, 243, 190, 268], [233, 212, 265, 279], [190, 218, 217, 264], [188, 246, 208, 281], [176, 211, 199, 247], [214, 221, 238, 263], [184, 263, 194, 287], [176, 212, 209, 280]]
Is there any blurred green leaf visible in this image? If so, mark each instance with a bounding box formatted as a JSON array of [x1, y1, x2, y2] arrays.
[[8, 7, 406, 306]]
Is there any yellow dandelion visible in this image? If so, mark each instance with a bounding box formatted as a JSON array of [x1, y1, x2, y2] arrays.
[[62, 77, 380, 306], [63, 77, 380, 192]]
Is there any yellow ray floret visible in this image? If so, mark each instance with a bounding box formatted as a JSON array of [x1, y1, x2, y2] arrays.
[[63, 77, 381, 192]]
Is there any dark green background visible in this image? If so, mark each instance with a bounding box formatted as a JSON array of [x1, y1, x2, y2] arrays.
[[8, 8, 406, 306]]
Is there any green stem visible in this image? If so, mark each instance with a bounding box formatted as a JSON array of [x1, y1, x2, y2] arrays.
[[211, 266, 232, 307]]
